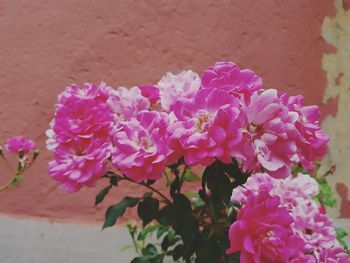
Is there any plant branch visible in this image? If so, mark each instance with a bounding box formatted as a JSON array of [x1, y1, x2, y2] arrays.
[[0, 173, 21, 192], [118, 174, 172, 205]]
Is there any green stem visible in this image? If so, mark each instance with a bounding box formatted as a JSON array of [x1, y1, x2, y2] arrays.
[[140, 182, 172, 205], [131, 235, 139, 254], [163, 170, 170, 185], [178, 165, 188, 192], [120, 175, 172, 205], [0, 173, 21, 192]]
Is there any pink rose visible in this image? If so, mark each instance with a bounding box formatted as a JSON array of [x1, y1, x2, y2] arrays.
[[280, 94, 330, 171], [48, 138, 111, 192], [5, 136, 36, 154], [139, 85, 160, 104], [201, 61, 262, 103], [168, 88, 241, 166], [107, 87, 150, 121], [231, 172, 342, 260], [319, 246, 350, 263], [157, 70, 200, 112], [233, 89, 299, 178], [112, 111, 173, 182], [47, 83, 114, 148], [227, 191, 304, 262]]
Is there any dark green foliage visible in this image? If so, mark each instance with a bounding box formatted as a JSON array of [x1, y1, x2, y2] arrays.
[[109, 175, 118, 186], [95, 185, 111, 205], [336, 228, 350, 255], [138, 197, 160, 226], [103, 197, 139, 229], [316, 177, 337, 208], [183, 170, 201, 182], [98, 159, 250, 262]]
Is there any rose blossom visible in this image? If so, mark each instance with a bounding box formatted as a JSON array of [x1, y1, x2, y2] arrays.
[[167, 88, 242, 166], [319, 246, 350, 263], [233, 89, 301, 179], [200, 61, 262, 103], [47, 83, 114, 149], [107, 86, 150, 121], [48, 138, 111, 192], [293, 203, 338, 253], [112, 111, 172, 182], [139, 84, 160, 104], [47, 83, 115, 192], [157, 70, 200, 112], [231, 172, 346, 261], [5, 136, 36, 153], [280, 94, 330, 171], [227, 191, 303, 262]]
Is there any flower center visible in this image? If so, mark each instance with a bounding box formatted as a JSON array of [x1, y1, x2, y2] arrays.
[[248, 124, 263, 135], [305, 228, 313, 235], [138, 137, 153, 150], [196, 113, 212, 132], [262, 230, 274, 241]]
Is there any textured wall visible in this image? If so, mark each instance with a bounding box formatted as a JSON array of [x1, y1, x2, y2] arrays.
[[0, 0, 337, 222], [322, 0, 350, 218]]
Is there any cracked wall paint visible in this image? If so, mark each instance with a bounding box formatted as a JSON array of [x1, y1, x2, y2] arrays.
[[322, 0, 350, 218]]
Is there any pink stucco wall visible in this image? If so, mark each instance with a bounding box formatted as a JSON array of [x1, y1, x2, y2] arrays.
[[0, 0, 336, 223]]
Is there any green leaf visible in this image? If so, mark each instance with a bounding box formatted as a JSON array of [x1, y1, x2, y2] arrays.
[[195, 237, 221, 263], [316, 177, 337, 208], [292, 164, 308, 175], [95, 186, 111, 205], [149, 254, 164, 263], [161, 232, 180, 252], [170, 244, 184, 261], [143, 191, 153, 198], [156, 225, 168, 239], [185, 191, 204, 207], [138, 197, 160, 226], [109, 175, 118, 186], [205, 162, 233, 205], [131, 256, 150, 263], [146, 179, 156, 186], [161, 235, 170, 252], [183, 169, 201, 182], [120, 244, 134, 251], [156, 205, 173, 226], [142, 244, 158, 256], [336, 227, 350, 254], [173, 194, 192, 212], [137, 224, 160, 241], [103, 197, 139, 229]]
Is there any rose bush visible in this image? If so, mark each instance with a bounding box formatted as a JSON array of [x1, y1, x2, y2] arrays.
[[47, 62, 349, 263]]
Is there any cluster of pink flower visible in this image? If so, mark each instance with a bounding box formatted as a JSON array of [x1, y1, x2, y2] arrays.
[[4, 136, 36, 154], [229, 173, 350, 262], [47, 61, 329, 192]]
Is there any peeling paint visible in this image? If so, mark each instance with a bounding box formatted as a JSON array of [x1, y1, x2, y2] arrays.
[[322, 0, 350, 217]]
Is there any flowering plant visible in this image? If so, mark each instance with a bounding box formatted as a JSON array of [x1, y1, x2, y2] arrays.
[[0, 136, 38, 191], [47, 62, 349, 262]]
